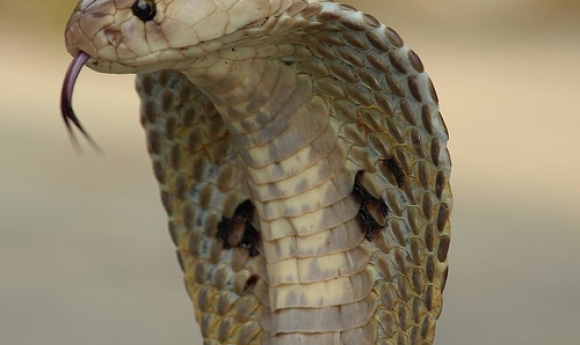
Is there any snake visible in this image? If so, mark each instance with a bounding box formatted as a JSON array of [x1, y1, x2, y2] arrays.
[[61, 0, 452, 344]]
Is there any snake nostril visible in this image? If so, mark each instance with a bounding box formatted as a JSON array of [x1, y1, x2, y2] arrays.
[[105, 29, 122, 47]]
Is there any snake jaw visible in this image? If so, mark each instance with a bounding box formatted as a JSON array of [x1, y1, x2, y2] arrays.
[[60, 51, 103, 153]]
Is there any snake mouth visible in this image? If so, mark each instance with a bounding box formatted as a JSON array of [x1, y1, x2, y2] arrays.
[[61, 51, 102, 153]]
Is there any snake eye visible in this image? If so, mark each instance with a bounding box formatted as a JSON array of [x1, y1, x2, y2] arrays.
[[132, 0, 156, 22]]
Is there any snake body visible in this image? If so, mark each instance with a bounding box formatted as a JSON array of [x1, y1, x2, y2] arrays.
[[62, 1, 452, 344]]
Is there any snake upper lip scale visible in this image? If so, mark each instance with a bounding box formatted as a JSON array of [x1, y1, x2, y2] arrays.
[[61, 1, 452, 344]]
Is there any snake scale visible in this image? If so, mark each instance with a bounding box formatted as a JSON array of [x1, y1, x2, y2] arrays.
[[61, 0, 452, 344]]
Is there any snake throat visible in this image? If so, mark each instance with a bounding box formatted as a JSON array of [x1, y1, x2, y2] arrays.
[[60, 51, 102, 153]]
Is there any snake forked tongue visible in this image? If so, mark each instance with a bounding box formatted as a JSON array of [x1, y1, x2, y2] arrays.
[[60, 51, 102, 153]]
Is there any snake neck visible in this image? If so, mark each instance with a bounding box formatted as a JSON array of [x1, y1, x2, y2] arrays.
[[181, 56, 356, 223], [180, 57, 366, 320]]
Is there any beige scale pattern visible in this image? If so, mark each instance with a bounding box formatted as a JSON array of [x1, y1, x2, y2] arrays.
[[64, 0, 452, 344]]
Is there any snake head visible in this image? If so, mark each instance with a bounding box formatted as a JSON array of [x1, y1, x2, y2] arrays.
[[64, 0, 279, 74], [62, 0, 285, 148]]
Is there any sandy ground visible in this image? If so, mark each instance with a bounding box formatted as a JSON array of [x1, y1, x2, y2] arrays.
[[1, 1, 579, 344]]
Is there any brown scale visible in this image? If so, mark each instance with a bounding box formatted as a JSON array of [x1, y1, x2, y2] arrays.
[[216, 199, 261, 257], [353, 171, 390, 240]]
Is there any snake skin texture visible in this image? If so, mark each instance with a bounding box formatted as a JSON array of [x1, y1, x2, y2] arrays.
[[64, 1, 452, 344]]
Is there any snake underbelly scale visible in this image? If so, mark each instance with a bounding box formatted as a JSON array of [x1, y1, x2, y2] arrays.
[[62, 1, 452, 344]]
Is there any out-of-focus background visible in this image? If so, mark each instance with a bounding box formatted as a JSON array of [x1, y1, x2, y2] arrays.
[[1, 0, 579, 344]]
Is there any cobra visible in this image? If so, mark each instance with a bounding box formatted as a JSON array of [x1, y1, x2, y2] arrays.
[[61, 0, 452, 344]]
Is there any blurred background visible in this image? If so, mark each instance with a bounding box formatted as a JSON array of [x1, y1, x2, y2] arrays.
[[1, 0, 579, 344]]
